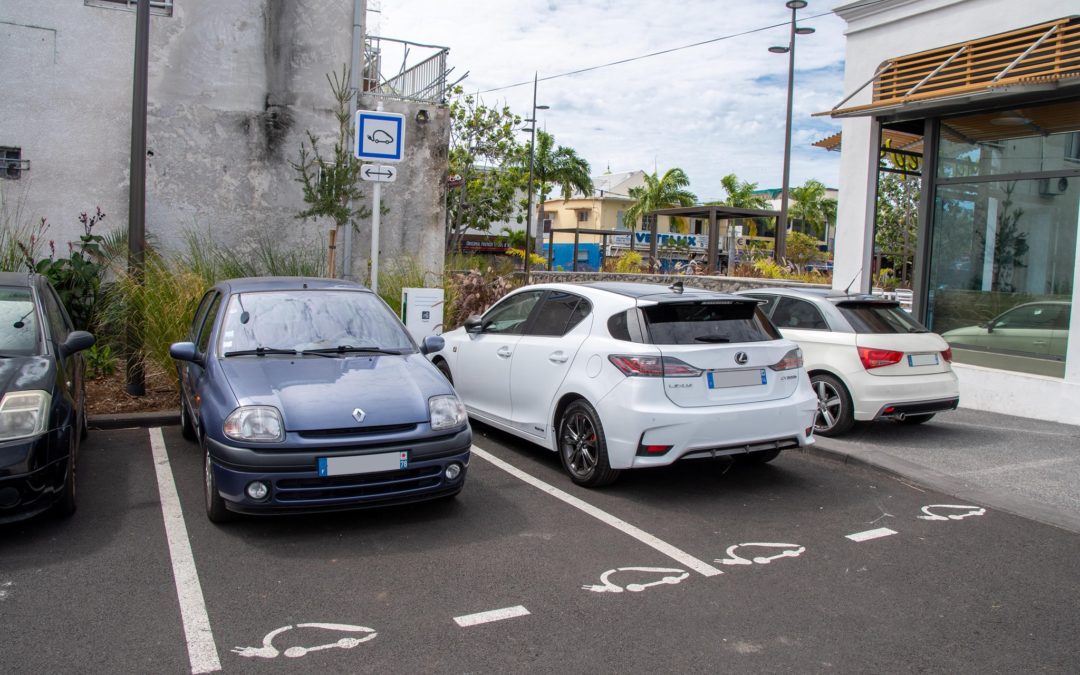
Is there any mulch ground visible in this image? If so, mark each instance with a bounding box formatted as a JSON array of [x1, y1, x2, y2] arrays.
[[86, 366, 179, 416]]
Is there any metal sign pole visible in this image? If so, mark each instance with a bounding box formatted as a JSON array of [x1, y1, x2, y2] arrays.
[[371, 180, 381, 294]]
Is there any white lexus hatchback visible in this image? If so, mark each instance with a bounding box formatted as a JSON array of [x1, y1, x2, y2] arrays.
[[736, 287, 960, 437], [432, 281, 818, 487]]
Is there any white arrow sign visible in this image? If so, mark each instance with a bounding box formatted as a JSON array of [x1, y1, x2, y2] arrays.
[[361, 164, 397, 183]]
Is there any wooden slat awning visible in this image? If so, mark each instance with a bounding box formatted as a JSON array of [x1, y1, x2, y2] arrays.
[[820, 16, 1080, 119], [813, 129, 924, 153]]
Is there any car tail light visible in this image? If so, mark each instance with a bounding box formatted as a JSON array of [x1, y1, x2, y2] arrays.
[[608, 355, 702, 377], [941, 347, 953, 362], [859, 347, 904, 370], [768, 348, 803, 371]]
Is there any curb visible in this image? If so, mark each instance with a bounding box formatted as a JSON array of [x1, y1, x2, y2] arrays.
[[88, 410, 179, 430]]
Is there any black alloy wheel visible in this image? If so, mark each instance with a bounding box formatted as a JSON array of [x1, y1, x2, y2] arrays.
[[557, 400, 620, 487]]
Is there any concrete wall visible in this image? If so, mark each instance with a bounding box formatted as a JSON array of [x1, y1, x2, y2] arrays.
[[0, 0, 449, 280]]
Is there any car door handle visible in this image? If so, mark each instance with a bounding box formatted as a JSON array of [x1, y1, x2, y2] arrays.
[[497, 346, 512, 358], [548, 351, 568, 363]]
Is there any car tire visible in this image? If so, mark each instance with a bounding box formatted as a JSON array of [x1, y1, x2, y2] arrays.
[[434, 359, 453, 385], [54, 432, 78, 518], [180, 397, 197, 441], [811, 373, 855, 437], [737, 449, 782, 464], [558, 400, 620, 488], [203, 438, 234, 523], [898, 413, 935, 425]]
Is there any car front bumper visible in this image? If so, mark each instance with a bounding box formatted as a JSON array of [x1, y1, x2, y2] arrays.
[[0, 430, 69, 523], [204, 427, 472, 514], [593, 379, 819, 470]]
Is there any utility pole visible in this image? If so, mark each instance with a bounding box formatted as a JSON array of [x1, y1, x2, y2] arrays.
[[125, 0, 149, 396]]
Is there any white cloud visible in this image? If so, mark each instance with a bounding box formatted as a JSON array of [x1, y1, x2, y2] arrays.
[[377, 0, 847, 199]]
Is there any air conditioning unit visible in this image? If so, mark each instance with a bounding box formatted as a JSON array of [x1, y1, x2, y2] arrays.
[[1039, 177, 1069, 196]]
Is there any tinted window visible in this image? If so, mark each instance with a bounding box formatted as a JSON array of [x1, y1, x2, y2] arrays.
[[771, 297, 828, 330], [608, 311, 631, 341], [220, 290, 413, 353], [743, 293, 779, 317], [993, 304, 1063, 330], [839, 303, 928, 334], [641, 301, 780, 344], [0, 287, 42, 355], [196, 293, 222, 354], [189, 290, 216, 342], [40, 284, 70, 344], [482, 290, 543, 335], [529, 292, 590, 337]]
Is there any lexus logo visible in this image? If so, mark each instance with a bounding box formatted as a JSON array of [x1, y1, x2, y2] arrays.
[[352, 408, 366, 423], [734, 351, 749, 365]]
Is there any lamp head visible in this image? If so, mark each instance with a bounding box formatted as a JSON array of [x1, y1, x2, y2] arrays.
[[769, 46, 790, 54], [786, 0, 808, 9]]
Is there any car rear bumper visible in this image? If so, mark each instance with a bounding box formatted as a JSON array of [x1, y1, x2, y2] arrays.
[[204, 430, 472, 514], [851, 370, 960, 421], [873, 396, 960, 420], [594, 380, 819, 470]]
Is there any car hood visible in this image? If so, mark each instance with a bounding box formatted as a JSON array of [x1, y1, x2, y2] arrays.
[[219, 354, 448, 431], [0, 356, 55, 394]]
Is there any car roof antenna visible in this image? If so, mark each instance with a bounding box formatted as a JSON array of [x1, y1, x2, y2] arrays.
[[843, 269, 862, 295], [668, 280, 684, 294]]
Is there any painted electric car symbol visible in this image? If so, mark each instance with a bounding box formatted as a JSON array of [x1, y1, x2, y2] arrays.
[[582, 567, 690, 593], [232, 623, 377, 659], [917, 504, 986, 521], [367, 129, 394, 144], [716, 542, 806, 566]]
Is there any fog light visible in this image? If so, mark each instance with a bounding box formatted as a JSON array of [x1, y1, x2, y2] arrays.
[[445, 463, 461, 481], [246, 481, 269, 500]]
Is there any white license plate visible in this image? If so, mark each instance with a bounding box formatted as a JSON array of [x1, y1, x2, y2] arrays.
[[707, 368, 767, 389], [318, 451, 408, 477], [907, 353, 939, 367]]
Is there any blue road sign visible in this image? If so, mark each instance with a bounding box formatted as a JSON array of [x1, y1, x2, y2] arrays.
[[355, 111, 405, 163]]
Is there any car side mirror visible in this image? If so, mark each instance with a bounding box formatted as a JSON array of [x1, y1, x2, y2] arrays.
[[59, 331, 95, 358], [170, 341, 203, 366], [464, 315, 484, 334], [420, 335, 445, 355]]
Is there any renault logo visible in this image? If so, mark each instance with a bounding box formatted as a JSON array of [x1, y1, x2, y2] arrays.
[[352, 408, 366, 423], [734, 351, 749, 365]]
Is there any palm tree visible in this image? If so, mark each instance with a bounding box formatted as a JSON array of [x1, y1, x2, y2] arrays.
[[526, 130, 593, 255], [623, 168, 697, 248], [710, 173, 771, 238], [789, 179, 836, 241]]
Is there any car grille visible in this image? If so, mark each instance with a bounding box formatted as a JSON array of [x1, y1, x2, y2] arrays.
[[273, 465, 443, 502], [298, 423, 418, 438]]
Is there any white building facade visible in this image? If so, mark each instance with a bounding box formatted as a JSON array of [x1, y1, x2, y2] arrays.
[[828, 0, 1080, 423]]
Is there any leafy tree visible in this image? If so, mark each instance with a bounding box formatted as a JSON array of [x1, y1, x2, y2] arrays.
[[446, 88, 525, 253], [789, 179, 836, 240], [875, 148, 921, 284], [623, 168, 696, 245], [711, 173, 770, 237], [785, 231, 825, 271], [524, 130, 593, 254], [291, 66, 369, 246]]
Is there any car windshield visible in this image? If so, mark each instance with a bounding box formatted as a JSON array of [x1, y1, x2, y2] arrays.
[[0, 287, 41, 356], [219, 290, 414, 354], [641, 300, 780, 344], [838, 302, 928, 334]]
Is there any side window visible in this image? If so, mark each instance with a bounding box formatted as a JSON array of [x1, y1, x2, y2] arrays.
[[744, 293, 779, 317], [772, 297, 828, 330], [996, 304, 1057, 330], [40, 285, 70, 344], [189, 290, 216, 342], [196, 293, 222, 354], [482, 290, 543, 335], [529, 292, 590, 337]]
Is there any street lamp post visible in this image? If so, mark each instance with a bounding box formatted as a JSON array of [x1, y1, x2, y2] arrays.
[[769, 0, 814, 264], [523, 72, 549, 286]]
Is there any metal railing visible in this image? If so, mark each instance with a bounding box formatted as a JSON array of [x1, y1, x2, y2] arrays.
[[362, 36, 453, 104]]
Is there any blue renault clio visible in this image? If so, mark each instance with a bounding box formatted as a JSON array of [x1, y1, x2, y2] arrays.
[[170, 277, 470, 522]]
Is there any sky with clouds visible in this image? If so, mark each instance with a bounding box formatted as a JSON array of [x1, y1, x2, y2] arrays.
[[373, 0, 849, 203]]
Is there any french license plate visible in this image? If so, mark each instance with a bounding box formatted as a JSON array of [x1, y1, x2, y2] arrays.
[[907, 353, 939, 367], [707, 368, 767, 389], [318, 451, 408, 477]]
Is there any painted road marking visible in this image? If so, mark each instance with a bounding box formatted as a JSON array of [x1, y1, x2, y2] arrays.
[[918, 505, 986, 521], [150, 428, 221, 674], [454, 606, 531, 627], [232, 623, 377, 659], [471, 446, 722, 577], [717, 543, 806, 566], [582, 567, 690, 593], [846, 527, 898, 542]]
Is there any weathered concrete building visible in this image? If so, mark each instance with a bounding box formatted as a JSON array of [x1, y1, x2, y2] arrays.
[[0, 0, 449, 280]]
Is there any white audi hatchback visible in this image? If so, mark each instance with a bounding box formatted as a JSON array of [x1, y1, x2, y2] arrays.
[[736, 287, 960, 437], [432, 281, 818, 487]]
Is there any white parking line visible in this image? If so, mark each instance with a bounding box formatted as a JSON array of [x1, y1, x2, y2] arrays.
[[454, 605, 531, 627], [845, 527, 898, 542], [470, 445, 723, 577], [149, 428, 222, 674]]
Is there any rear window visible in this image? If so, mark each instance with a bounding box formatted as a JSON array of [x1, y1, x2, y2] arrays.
[[838, 303, 928, 334], [641, 301, 780, 345]]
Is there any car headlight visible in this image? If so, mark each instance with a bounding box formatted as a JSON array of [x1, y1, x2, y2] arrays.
[[0, 390, 50, 441], [224, 406, 284, 442], [429, 395, 467, 431]]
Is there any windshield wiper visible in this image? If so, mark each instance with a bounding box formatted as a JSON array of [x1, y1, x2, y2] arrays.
[[302, 345, 404, 356], [223, 347, 298, 357]]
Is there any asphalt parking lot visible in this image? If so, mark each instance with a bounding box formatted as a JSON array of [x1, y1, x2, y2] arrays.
[[3, 422, 1079, 673]]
